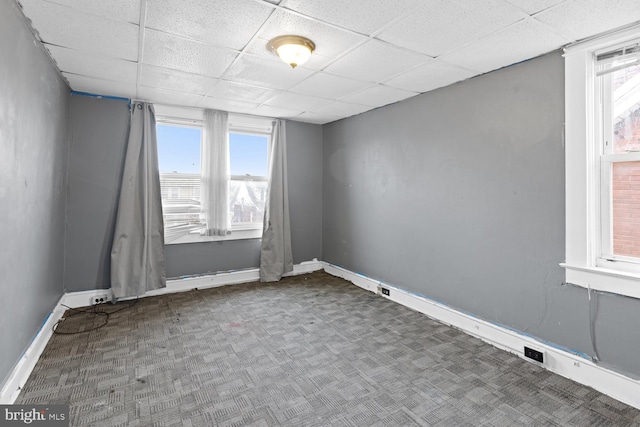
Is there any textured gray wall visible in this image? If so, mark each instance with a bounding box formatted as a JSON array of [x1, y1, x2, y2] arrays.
[[165, 239, 262, 278], [166, 120, 323, 277], [284, 121, 323, 264], [64, 95, 130, 292], [0, 1, 70, 385], [322, 51, 640, 377]]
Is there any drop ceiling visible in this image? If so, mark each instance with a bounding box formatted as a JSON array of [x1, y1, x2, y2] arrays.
[[16, 0, 640, 124]]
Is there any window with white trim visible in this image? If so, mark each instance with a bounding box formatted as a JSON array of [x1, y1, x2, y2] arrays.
[[156, 112, 270, 244], [596, 44, 640, 268], [563, 25, 640, 298]]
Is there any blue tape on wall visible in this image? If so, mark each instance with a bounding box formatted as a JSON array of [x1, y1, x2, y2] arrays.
[[71, 91, 130, 102]]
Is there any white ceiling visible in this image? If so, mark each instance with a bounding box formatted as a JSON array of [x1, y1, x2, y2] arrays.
[[17, 0, 640, 124]]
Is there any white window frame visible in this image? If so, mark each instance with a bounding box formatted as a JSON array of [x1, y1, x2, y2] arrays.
[[154, 105, 272, 245], [562, 24, 640, 299]]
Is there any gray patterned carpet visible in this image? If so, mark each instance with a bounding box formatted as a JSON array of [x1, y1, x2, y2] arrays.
[[16, 271, 640, 426]]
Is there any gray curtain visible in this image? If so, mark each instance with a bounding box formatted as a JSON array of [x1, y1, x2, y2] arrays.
[[260, 119, 293, 282], [111, 101, 166, 299]]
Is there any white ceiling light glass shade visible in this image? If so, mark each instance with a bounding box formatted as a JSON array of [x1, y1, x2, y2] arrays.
[[267, 35, 316, 68]]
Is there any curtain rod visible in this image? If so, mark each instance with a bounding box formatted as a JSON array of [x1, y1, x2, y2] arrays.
[[149, 102, 276, 122]]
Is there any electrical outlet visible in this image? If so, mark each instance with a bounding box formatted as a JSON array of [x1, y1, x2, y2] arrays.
[[381, 287, 390, 296], [90, 292, 112, 306], [524, 346, 545, 364]]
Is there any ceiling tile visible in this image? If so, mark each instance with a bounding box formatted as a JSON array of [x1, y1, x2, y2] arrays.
[[250, 105, 303, 119], [139, 65, 219, 95], [208, 80, 280, 103], [223, 54, 314, 90], [503, 0, 566, 15], [281, 0, 420, 35], [200, 97, 260, 114], [377, 0, 528, 56], [311, 101, 373, 118], [138, 86, 205, 107], [145, 0, 273, 50], [250, 9, 367, 63], [438, 18, 568, 74], [295, 111, 343, 125], [383, 59, 477, 92], [41, 0, 140, 23], [264, 92, 332, 111], [325, 39, 431, 83], [143, 29, 238, 78], [19, 0, 138, 60], [47, 44, 137, 84], [534, 0, 640, 41], [63, 73, 136, 98], [289, 72, 372, 99], [339, 85, 418, 107]]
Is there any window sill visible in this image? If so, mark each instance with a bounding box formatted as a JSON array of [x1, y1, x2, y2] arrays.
[[166, 228, 262, 245], [560, 263, 640, 299]]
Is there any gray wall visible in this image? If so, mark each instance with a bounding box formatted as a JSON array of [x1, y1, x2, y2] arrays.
[[64, 95, 130, 292], [322, 51, 640, 377], [166, 120, 323, 277], [66, 100, 323, 282], [287, 121, 323, 264], [0, 1, 70, 385]]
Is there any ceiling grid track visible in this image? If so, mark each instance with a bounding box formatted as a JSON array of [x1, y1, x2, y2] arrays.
[[195, 3, 281, 107], [135, 0, 148, 100]]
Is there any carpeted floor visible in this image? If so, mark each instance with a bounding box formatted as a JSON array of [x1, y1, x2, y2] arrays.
[[16, 271, 640, 426]]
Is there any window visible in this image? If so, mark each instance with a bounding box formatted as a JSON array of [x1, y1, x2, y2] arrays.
[[229, 131, 269, 230], [155, 109, 271, 244], [563, 25, 640, 299], [157, 123, 202, 240], [596, 46, 640, 267]]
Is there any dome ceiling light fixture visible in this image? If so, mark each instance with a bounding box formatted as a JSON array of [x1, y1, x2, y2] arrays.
[[267, 35, 316, 69]]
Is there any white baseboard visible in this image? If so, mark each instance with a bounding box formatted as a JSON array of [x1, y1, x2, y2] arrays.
[[61, 259, 325, 308], [323, 262, 640, 410], [62, 289, 114, 309], [0, 259, 324, 403], [0, 299, 66, 404], [146, 258, 324, 298]]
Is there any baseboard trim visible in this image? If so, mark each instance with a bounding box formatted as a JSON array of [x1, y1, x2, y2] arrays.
[[0, 299, 66, 404], [1, 259, 324, 403], [148, 259, 324, 298], [62, 289, 114, 309], [322, 262, 640, 410], [62, 259, 325, 308]]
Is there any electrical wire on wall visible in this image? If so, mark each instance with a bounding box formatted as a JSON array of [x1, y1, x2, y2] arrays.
[[52, 299, 138, 335], [564, 280, 640, 366], [587, 283, 601, 363]]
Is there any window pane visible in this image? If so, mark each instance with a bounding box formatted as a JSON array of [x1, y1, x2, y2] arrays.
[[229, 133, 268, 176], [156, 125, 202, 237], [612, 161, 640, 257], [157, 125, 201, 173], [229, 179, 267, 227], [611, 64, 640, 154]]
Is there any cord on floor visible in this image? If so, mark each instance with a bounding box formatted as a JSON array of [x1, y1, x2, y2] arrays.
[[52, 299, 138, 335]]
